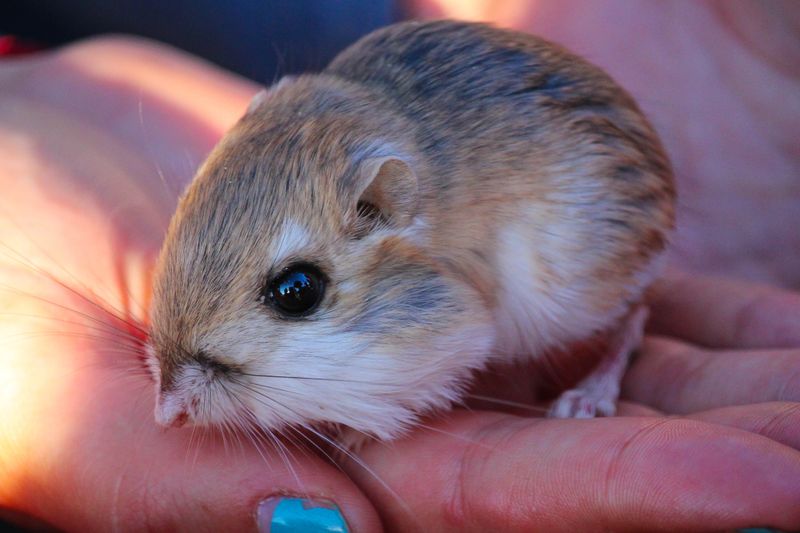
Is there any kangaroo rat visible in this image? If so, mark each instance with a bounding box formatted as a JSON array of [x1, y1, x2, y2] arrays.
[[146, 20, 675, 441]]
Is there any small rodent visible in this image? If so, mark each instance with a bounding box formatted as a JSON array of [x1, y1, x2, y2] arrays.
[[146, 20, 675, 441]]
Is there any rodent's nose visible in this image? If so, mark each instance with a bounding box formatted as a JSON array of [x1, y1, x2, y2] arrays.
[[165, 409, 189, 428], [155, 392, 191, 428], [158, 410, 189, 428]]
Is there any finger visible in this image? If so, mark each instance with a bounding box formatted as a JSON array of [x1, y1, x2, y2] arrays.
[[8, 410, 381, 532], [623, 336, 800, 413], [0, 348, 380, 532], [687, 402, 800, 451], [53, 36, 258, 135], [615, 401, 663, 417], [648, 271, 800, 349], [348, 411, 800, 532]]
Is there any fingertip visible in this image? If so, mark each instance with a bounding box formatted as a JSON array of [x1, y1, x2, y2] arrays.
[[257, 497, 350, 533], [158, 449, 382, 533], [42, 425, 382, 532]]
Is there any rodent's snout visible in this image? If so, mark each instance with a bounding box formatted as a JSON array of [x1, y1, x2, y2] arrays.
[[154, 391, 191, 428], [148, 342, 242, 430], [160, 409, 189, 429], [147, 345, 195, 428], [150, 380, 193, 429]]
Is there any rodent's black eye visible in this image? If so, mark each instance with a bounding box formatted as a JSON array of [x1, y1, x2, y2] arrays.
[[266, 264, 325, 317]]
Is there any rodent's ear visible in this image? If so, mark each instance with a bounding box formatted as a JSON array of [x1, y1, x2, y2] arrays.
[[355, 157, 418, 228], [245, 76, 297, 114]]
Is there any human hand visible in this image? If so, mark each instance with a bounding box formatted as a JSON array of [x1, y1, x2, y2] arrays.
[[412, 0, 800, 288], [345, 270, 800, 531], [1, 23, 797, 533]]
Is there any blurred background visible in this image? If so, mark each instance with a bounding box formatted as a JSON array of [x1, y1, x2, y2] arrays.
[[0, 0, 401, 81]]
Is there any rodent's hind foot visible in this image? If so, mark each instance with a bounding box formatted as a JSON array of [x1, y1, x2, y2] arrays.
[[548, 388, 618, 418], [547, 305, 649, 419]]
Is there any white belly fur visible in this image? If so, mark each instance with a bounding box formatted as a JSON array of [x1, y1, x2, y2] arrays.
[[491, 208, 662, 359]]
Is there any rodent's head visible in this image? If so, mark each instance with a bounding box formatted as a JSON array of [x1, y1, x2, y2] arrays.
[[146, 76, 493, 440]]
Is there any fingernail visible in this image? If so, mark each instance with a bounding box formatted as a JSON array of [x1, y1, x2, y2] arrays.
[[257, 497, 349, 533], [737, 528, 783, 533]]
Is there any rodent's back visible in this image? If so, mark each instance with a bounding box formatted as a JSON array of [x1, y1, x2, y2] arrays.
[[326, 20, 673, 231], [328, 20, 675, 353], [326, 20, 665, 172]]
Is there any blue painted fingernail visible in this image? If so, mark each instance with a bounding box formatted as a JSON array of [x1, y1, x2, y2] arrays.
[[738, 529, 782, 533], [257, 497, 349, 533]]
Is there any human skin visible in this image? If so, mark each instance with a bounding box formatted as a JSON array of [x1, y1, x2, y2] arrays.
[[0, 1, 799, 531]]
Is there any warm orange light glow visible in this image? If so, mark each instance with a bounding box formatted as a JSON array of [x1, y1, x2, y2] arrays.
[[420, 0, 537, 26], [58, 39, 259, 135]]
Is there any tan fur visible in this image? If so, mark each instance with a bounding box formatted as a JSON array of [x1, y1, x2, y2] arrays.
[[147, 20, 675, 438]]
